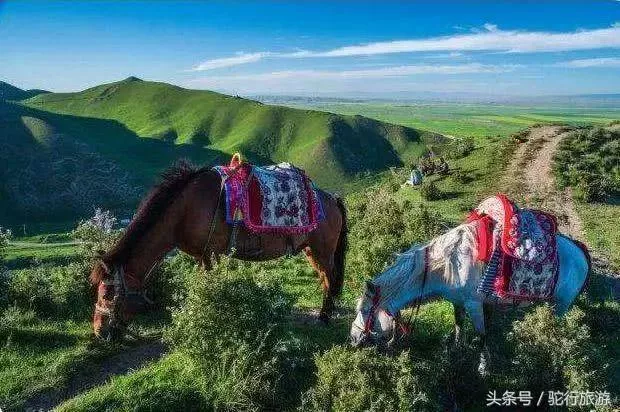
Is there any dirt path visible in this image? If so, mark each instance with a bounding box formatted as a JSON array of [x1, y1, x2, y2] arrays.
[[503, 125, 619, 298], [24, 341, 166, 411], [503, 125, 583, 239]]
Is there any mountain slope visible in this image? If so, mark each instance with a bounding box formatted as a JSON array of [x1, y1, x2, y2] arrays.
[[0, 99, 224, 223], [2, 78, 444, 224], [26, 78, 441, 187], [0, 81, 48, 101]]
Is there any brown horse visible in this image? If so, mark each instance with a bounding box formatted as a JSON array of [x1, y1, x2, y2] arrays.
[[91, 161, 347, 340]]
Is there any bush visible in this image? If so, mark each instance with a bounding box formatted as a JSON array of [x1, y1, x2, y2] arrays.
[[165, 257, 298, 410], [347, 189, 447, 289], [403, 203, 446, 245], [0, 228, 11, 310], [72, 208, 122, 262], [553, 127, 620, 202], [451, 169, 472, 184], [301, 346, 438, 411], [507, 305, 603, 394], [8, 262, 91, 318], [348, 188, 407, 281], [420, 181, 443, 201], [444, 137, 475, 159], [0, 227, 11, 263]]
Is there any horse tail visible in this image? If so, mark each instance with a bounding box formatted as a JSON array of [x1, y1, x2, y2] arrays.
[[333, 195, 348, 297], [571, 237, 592, 294]]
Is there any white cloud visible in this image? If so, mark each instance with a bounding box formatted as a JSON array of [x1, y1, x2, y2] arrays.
[[188, 23, 620, 73], [192, 63, 515, 83], [557, 57, 620, 68], [186, 63, 519, 94], [307, 24, 620, 57], [188, 24, 620, 72], [189, 52, 270, 71]]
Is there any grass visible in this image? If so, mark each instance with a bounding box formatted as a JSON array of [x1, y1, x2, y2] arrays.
[[23, 78, 435, 191], [284, 101, 620, 139], [577, 200, 620, 269], [1, 79, 438, 229], [0, 94, 617, 410]]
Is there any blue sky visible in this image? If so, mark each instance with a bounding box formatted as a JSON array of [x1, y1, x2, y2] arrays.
[[1, 1, 620, 97]]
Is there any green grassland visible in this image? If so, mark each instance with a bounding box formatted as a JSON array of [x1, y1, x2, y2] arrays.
[[0, 83, 618, 410], [285, 101, 620, 138], [1, 79, 442, 229], [24, 78, 438, 191]]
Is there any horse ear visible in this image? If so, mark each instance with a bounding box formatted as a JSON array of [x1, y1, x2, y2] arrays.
[[365, 280, 376, 293]]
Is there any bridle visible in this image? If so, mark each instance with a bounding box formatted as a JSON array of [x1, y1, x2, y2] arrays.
[[351, 285, 407, 346], [352, 248, 429, 346], [95, 261, 158, 339]]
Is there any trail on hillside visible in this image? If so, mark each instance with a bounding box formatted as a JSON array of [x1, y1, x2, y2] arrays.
[[503, 125, 583, 239], [502, 125, 619, 296]]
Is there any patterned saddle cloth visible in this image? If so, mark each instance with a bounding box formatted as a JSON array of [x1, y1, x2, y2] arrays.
[[213, 155, 323, 235], [469, 194, 559, 300]]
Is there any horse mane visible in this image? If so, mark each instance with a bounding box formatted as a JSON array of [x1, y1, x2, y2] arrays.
[[90, 160, 210, 284]]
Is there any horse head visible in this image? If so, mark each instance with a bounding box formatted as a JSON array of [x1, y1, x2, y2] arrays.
[[91, 260, 145, 341], [350, 281, 400, 348]]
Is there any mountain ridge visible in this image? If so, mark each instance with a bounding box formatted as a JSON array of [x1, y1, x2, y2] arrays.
[[2, 78, 442, 224]]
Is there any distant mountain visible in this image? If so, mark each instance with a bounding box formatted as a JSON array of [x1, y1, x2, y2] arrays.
[[1, 78, 441, 224], [0, 81, 48, 101], [26, 78, 439, 187]]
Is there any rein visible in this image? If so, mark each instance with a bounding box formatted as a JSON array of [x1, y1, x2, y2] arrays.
[[95, 262, 158, 338], [358, 246, 430, 343]]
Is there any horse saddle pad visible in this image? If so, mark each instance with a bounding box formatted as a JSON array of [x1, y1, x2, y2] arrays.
[[469, 194, 559, 300], [213, 161, 323, 235]]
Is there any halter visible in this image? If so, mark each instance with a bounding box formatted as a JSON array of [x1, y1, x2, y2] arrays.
[[95, 261, 157, 337], [353, 247, 429, 344]]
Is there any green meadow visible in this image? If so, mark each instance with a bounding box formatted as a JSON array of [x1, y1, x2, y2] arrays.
[[0, 81, 618, 410]]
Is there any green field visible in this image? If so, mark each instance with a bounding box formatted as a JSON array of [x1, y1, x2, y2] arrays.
[[284, 100, 620, 139], [1, 82, 618, 410]]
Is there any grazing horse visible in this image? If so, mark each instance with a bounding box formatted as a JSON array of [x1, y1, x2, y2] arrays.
[[350, 222, 590, 375], [91, 161, 347, 340]]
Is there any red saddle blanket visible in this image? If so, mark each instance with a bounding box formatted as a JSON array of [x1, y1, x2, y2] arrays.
[[213, 158, 322, 235], [469, 194, 559, 300]]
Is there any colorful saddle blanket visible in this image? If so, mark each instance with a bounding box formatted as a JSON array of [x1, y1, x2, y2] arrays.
[[469, 194, 559, 300], [213, 160, 323, 235]]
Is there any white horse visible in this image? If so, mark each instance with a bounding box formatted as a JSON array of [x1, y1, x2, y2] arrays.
[[350, 222, 590, 374]]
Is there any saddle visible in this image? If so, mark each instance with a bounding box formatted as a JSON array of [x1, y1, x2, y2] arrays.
[[468, 194, 559, 300], [213, 154, 323, 235]]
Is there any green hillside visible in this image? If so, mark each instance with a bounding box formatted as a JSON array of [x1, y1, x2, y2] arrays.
[[1, 78, 440, 226], [26, 78, 439, 187], [0, 81, 48, 101], [0, 100, 224, 224]]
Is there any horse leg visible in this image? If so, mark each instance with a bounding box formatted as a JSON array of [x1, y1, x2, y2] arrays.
[[464, 300, 490, 377], [304, 247, 335, 324], [453, 304, 466, 347]]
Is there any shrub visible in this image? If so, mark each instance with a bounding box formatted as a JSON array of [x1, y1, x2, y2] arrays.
[[165, 257, 297, 410], [451, 169, 472, 184], [0, 228, 11, 310], [72, 208, 122, 262], [0, 227, 11, 262], [348, 188, 407, 281], [553, 127, 620, 202], [444, 137, 475, 159], [301, 346, 438, 411], [420, 181, 443, 201], [403, 203, 447, 245], [507, 305, 603, 394], [8, 262, 91, 318]]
